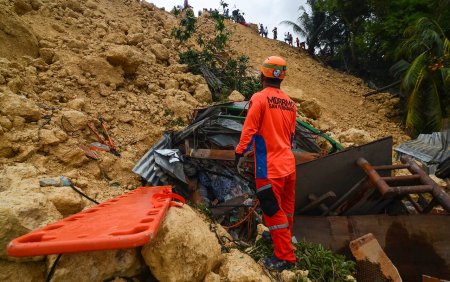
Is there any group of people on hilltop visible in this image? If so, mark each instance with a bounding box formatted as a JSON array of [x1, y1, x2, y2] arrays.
[[259, 24, 269, 38], [257, 26, 305, 49], [284, 32, 305, 49]]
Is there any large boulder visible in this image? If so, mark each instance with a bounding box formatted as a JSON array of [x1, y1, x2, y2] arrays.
[[163, 90, 199, 123], [337, 128, 373, 146], [105, 45, 147, 75], [78, 56, 124, 86], [60, 110, 88, 131], [0, 7, 39, 59], [0, 260, 45, 282], [300, 99, 322, 120], [150, 43, 170, 62], [218, 249, 271, 282], [0, 190, 62, 260], [48, 249, 144, 282], [14, 0, 33, 15], [0, 89, 41, 122], [0, 163, 40, 193], [141, 205, 222, 282], [194, 84, 212, 104], [228, 90, 245, 102], [39, 186, 85, 217]]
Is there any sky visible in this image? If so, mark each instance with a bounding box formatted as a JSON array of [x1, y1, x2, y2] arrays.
[[146, 0, 308, 42]]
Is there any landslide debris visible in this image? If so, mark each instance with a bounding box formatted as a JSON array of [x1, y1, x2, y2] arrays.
[[0, 0, 411, 280]]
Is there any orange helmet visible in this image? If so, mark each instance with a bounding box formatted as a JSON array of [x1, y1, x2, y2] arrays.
[[261, 56, 287, 80]]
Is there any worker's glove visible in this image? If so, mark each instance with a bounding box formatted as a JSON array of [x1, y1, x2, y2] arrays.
[[235, 152, 243, 168]]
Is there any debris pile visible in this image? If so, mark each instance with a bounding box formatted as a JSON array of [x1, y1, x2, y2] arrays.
[[1, 0, 438, 280]]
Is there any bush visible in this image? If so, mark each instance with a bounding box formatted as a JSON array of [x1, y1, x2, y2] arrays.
[[172, 3, 261, 101], [247, 239, 356, 282]]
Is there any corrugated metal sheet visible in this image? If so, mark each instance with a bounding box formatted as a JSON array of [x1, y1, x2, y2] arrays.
[[132, 133, 172, 185], [395, 130, 450, 174]]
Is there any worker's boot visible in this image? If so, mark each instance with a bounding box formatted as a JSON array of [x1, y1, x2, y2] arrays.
[[261, 255, 295, 271]]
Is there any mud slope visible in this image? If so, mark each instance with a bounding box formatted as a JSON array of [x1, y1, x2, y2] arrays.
[[227, 23, 408, 146]]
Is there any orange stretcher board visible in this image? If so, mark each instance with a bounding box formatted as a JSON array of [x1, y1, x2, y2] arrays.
[[7, 186, 184, 257]]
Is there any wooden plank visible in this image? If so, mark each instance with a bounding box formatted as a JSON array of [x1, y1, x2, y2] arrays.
[[350, 233, 402, 282]]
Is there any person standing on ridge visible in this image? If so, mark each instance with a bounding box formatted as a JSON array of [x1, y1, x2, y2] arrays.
[[235, 56, 297, 271], [296, 37, 300, 48], [264, 26, 269, 38], [272, 27, 277, 40]]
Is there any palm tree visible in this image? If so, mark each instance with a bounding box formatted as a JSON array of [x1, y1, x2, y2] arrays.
[[280, 1, 325, 55], [391, 17, 450, 137]]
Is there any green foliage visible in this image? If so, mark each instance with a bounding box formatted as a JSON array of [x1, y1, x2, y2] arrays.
[[391, 17, 450, 136], [288, 0, 450, 76], [171, 9, 197, 42], [170, 117, 186, 127], [174, 2, 262, 101], [247, 239, 355, 282]]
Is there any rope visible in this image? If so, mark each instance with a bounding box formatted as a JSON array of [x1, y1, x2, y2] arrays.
[[69, 184, 99, 205], [223, 200, 259, 230], [45, 254, 62, 282]]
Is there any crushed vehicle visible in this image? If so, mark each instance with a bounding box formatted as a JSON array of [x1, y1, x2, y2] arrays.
[[133, 102, 450, 281]]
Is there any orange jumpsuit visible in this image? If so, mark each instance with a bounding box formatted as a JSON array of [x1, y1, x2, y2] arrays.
[[236, 87, 297, 262]]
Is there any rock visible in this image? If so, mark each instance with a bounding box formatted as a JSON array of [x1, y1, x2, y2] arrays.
[[164, 91, 198, 122], [52, 143, 88, 167], [169, 64, 188, 73], [284, 86, 305, 103], [338, 128, 372, 146], [141, 205, 221, 282], [194, 84, 212, 103], [60, 110, 87, 131], [106, 46, 146, 75], [228, 90, 245, 102], [39, 129, 61, 145], [127, 33, 145, 45], [85, 0, 97, 9], [62, 0, 84, 13], [0, 190, 62, 259], [39, 186, 85, 217], [219, 249, 271, 282], [0, 140, 16, 158], [204, 272, 221, 282], [0, 90, 41, 122], [255, 224, 269, 242], [48, 249, 144, 282], [79, 56, 124, 86], [67, 98, 85, 111], [0, 8, 39, 59], [39, 48, 55, 64], [300, 99, 322, 120], [104, 32, 127, 45], [0, 164, 40, 193], [0, 116, 12, 130], [280, 270, 310, 282], [164, 79, 179, 90], [150, 43, 170, 61], [0, 260, 46, 282], [14, 0, 33, 15], [280, 270, 297, 282], [30, 0, 42, 10]]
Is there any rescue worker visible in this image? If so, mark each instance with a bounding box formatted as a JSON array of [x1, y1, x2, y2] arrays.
[[235, 56, 297, 271], [272, 27, 277, 40]]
